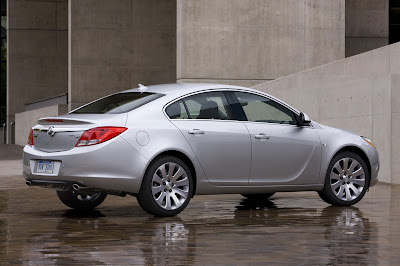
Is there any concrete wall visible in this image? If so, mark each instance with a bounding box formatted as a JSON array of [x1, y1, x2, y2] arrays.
[[68, 0, 176, 110], [15, 105, 68, 146], [7, 0, 68, 143], [345, 0, 389, 57], [177, 0, 345, 86], [253, 42, 400, 184]]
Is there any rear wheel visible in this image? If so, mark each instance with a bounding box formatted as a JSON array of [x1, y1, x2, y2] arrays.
[[56, 189, 107, 210], [318, 151, 370, 206], [137, 156, 193, 217], [241, 193, 275, 200]]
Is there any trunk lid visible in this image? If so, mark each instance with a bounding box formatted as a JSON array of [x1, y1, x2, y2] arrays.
[[32, 113, 127, 152]]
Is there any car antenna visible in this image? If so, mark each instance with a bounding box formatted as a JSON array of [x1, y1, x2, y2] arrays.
[[138, 84, 148, 93]]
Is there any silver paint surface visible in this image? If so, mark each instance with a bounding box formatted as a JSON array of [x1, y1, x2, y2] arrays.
[[23, 83, 380, 196]]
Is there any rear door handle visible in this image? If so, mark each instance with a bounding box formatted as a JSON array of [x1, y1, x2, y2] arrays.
[[255, 133, 270, 139], [188, 129, 205, 135]]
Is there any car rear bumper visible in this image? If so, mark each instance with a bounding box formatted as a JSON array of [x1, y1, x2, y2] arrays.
[[23, 136, 148, 194]]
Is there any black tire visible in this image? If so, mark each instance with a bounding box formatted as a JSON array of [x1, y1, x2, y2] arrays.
[[241, 193, 275, 200], [137, 156, 193, 217], [56, 189, 107, 210], [318, 151, 370, 206]]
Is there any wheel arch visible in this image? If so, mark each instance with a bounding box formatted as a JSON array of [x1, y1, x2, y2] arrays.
[[145, 150, 197, 197]]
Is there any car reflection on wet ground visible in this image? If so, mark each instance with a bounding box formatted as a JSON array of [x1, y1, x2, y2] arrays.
[[0, 145, 399, 265]]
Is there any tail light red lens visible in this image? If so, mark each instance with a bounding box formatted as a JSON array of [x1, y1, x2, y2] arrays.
[[75, 127, 127, 147], [45, 119, 64, 123], [27, 128, 34, 146]]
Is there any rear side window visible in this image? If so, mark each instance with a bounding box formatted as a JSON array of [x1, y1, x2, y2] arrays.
[[165, 100, 189, 119], [183, 91, 231, 120], [72, 92, 163, 114]]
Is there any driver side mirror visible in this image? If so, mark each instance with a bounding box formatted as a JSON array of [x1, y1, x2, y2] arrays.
[[298, 112, 311, 126]]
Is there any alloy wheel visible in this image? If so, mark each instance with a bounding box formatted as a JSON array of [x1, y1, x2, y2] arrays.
[[151, 162, 190, 210], [330, 157, 366, 201]]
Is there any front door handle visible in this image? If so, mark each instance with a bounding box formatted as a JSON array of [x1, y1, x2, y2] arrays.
[[255, 133, 270, 139], [188, 129, 205, 135]]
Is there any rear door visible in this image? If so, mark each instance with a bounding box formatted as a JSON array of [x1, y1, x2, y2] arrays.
[[166, 91, 251, 186]]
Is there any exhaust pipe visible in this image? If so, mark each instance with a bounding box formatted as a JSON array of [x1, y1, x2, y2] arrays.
[[25, 180, 73, 191], [72, 183, 104, 194], [26, 180, 126, 197], [72, 183, 80, 191]]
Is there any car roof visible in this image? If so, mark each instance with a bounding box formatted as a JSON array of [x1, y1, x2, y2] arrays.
[[122, 83, 249, 95], [122, 83, 300, 114]]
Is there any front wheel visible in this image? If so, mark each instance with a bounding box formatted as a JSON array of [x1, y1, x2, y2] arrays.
[[318, 151, 370, 206], [137, 156, 193, 217], [56, 189, 107, 210]]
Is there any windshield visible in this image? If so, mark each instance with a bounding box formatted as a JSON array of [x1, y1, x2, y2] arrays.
[[72, 92, 163, 114]]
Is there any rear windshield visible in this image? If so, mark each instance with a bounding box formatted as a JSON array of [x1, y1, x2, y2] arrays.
[[72, 92, 163, 114]]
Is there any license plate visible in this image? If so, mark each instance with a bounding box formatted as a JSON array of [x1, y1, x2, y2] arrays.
[[37, 160, 54, 174]]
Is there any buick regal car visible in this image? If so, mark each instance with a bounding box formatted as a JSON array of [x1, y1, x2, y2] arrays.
[[23, 83, 379, 216]]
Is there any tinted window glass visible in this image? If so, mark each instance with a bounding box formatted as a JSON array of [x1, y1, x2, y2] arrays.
[[233, 92, 297, 125], [72, 92, 163, 114], [165, 100, 189, 119], [183, 91, 231, 120]]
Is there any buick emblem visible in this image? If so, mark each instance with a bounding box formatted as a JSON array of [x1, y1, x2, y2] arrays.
[[47, 126, 55, 137]]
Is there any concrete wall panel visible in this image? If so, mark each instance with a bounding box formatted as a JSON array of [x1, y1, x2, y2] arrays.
[[391, 113, 400, 184], [345, 0, 389, 57], [390, 45, 400, 74], [177, 79, 271, 88], [177, 0, 345, 84], [7, 0, 68, 143], [8, 0, 58, 30], [70, 65, 132, 108], [68, 0, 176, 108], [346, 37, 389, 58], [72, 28, 132, 67], [253, 43, 400, 184], [72, 0, 132, 29]]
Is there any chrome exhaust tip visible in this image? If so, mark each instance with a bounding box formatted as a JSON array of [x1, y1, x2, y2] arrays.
[[26, 181, 32, 187], [72, 183, 80, 191]]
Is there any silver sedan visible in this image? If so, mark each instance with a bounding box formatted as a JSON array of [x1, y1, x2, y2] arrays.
[[23, 83, 379, 216]]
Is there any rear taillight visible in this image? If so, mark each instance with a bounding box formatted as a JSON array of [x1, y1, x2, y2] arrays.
[[45, 119, 63, 123], [75, 127, 127, 147], [28, 128, 34, 146]]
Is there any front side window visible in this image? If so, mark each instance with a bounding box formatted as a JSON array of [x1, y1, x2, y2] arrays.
[[182, 91, 231, 120], [72, 92, 163, 114], [232, 92, 297, 125]]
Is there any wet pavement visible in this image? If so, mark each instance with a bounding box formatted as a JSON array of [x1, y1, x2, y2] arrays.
[[0, 145, 400, 265]]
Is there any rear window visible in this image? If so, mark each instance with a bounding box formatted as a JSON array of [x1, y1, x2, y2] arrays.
[[72, 92, 163, 114]]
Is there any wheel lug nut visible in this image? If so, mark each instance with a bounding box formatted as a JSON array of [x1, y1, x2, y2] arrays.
[[169, 189, 172, 192], [163, 182, 166, 185], [164, 188, 167, 192]]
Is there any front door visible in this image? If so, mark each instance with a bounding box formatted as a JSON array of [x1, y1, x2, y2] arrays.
[[230, 91, 321, 185]]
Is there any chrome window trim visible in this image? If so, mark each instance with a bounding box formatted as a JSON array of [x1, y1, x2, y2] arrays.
[[162, 88, 313, 128]]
